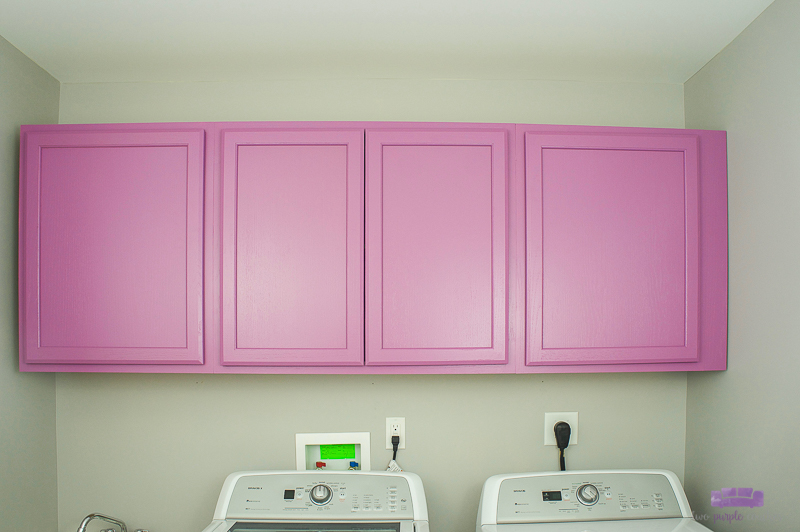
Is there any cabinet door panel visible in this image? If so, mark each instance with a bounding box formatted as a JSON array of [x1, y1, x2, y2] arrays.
[[221, 130, 364, 366], [20, 130, 205, 364], [367, 130, 508, 365], [526, 133, 699, 365]]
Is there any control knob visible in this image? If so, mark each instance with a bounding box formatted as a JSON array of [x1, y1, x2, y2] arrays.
[[310, 484, 333, 505], [576, 484, 599, 506]]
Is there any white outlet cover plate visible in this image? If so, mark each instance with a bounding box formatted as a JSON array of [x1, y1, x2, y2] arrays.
[[544, 412, 578, 445], [385, 417, 406, 450]]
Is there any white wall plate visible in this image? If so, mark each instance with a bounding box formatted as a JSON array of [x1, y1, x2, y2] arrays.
[[295, 432, 371, 471]]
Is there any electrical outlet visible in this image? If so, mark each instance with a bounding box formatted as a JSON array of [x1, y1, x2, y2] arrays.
[[385, 417, 406, 450], [544, 412, 579, 446]]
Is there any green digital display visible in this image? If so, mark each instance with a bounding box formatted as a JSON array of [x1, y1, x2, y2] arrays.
[[319, 444, 356, 460]]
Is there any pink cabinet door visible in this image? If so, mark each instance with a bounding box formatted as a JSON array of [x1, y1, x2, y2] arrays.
[[220, 130, 364, 366], [19, 129, 205, 365], [525, 131, 701, 365], [366, 130, 508, 365]]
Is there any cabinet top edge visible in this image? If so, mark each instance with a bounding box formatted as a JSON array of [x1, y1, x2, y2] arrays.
[[21, 120, 513, 132], [19, 121, 726, 135], [515, 123, 726, 136]]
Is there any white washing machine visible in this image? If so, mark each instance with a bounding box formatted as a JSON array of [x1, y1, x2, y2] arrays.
[[477, 470, 711, 532], [201, 470, 429, 532]]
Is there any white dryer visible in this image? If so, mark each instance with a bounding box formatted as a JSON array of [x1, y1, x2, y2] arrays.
[[202, 470, 429, 532], [477, 470, 711, 532]]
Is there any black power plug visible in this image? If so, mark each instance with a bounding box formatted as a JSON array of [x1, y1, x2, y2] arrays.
[[554, 421, 571, 471]]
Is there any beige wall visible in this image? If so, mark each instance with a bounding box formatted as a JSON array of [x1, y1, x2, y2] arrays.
[[55, 78, 689, 532], [683, 0, 800, 529], [0, 35, 60, 532], [56, 373, 688, 532], [58, 78, 684, 127]]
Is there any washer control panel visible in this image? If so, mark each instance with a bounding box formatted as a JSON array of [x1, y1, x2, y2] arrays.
[[496, 472, 682, 523], [226, 473, 414, 519]]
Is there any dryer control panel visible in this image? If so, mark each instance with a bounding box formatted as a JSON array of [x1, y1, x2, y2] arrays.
[[225, 472, 415, 520], [493, 471, 684, 523]]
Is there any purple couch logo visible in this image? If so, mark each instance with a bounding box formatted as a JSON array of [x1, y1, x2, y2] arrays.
[[711, 488, 764, 508]]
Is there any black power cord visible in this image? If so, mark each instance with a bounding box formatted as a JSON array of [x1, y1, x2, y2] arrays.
[[554, 421, 572, 471], [386, 435, 402, 471]]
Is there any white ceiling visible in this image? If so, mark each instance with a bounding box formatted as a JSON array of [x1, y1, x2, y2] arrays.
[[0, 0, 775, 84]]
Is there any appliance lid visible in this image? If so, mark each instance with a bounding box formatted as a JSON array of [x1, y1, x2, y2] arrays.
[[226, 522, 403, 532], [205, 519, 420, 532], [481, 517, 711, 532]]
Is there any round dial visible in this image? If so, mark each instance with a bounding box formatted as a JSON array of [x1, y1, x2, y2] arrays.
[[576, 484, 600, 506], [310, 484, 333, 505]]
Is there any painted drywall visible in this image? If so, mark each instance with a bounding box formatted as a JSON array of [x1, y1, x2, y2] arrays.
[[56, 373, 688, 532], [54, 78, 690, 532], [58, 78, 684, 127], [683, 0, 799, 529], [0, 34, 60, 532]]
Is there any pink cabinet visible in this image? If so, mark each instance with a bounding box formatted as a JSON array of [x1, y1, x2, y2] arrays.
[[365, 129, 509, 365], [19, 127, 206, 367], [519, 126, 728, 371], [18, 121, 726, 373], [219, 129, 364, 366]]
